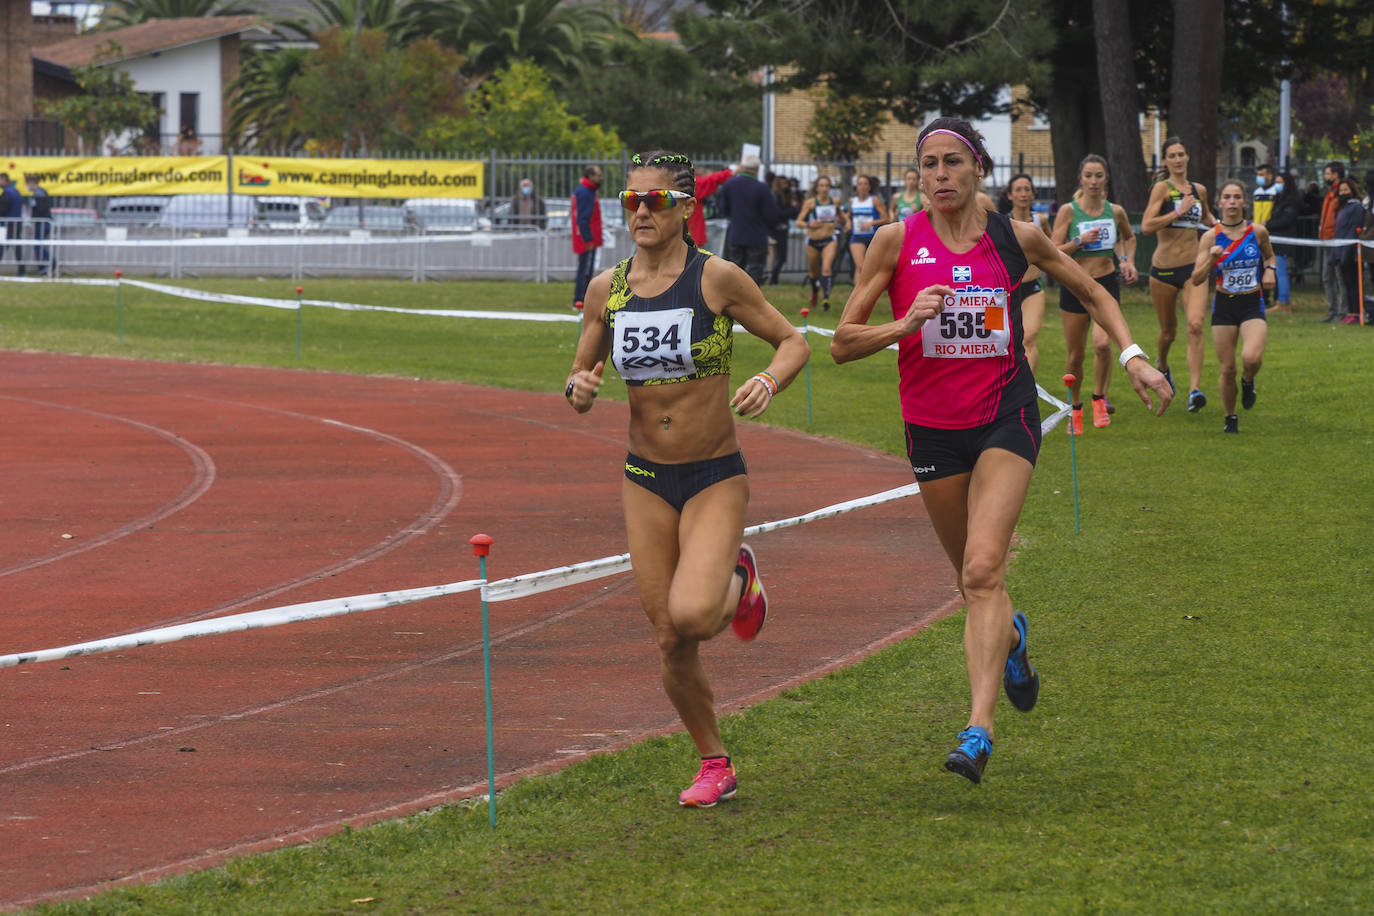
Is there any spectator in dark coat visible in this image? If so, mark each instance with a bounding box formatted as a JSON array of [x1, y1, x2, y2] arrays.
[[1333, 177, 1368, 323], [719, 154, 780, 286], [24, 172, 53, 275], [0, 173, 23, 274], [767, 174, 800, 285], [1265, 171, 1301, 310], [509, 177, 547, 229]]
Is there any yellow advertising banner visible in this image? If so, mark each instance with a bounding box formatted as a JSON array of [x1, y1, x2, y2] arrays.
[[5, 156, 230, 195], [3, 156, 484, 199], [233, 156, 483, 198]]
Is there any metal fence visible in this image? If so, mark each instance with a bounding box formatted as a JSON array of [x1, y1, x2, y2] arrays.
[[0, 150, 1344, 283]]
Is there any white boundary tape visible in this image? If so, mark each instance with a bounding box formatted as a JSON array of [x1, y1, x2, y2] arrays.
[[1, 385, 1075, 670], [0, 579, 482, 668], [0, 484, 929, 668]]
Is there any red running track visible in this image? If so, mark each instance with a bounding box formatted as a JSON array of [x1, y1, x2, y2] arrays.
[[0, 351, 957, 910]]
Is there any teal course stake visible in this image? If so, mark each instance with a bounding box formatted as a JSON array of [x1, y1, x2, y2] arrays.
[[1062, 373, 1080, 532], [469, 533, 497, 827], [115, 269, 123, 342]]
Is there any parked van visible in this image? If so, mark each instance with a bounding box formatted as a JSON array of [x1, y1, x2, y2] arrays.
[[255, 196, 327, 231], [103, 196, 168, 225], [158, 194, 258, 230]]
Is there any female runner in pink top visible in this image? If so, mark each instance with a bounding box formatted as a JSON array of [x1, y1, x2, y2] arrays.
[[831, 118, 1173, 785]]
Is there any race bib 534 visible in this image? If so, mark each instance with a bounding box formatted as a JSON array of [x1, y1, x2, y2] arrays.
[[612, 308, 696, 381]]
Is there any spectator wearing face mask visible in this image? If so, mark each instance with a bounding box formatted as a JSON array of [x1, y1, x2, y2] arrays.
[[1318, 161, 1347, 322], [1333, 177, 1368, 324], [1265, 170, 1301, 311], [509, 177, 547, 229], [1252, 163, 1278, 226]]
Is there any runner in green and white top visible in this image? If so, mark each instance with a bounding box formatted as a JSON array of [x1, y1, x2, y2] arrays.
[[1051, 153, 1138, 432], [892, 167, 923, 220]]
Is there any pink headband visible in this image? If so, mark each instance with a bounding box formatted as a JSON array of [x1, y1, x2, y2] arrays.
[[918, 128, 982, 162]]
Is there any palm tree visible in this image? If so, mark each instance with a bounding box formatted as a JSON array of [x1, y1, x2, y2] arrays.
[[281, 0, 415, 41], [225, 45, 310, 151], [98, 0, 260, 29], [403, 0, 627, 85]]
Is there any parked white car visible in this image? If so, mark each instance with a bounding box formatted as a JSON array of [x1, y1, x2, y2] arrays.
[[158, 194, 258, 230], [403, 198, 482, 233], [255, 196, 327, 231]]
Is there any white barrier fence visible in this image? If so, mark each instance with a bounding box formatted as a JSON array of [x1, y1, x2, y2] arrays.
[[17, 223, 1361, 284], [0, 220, 741, 282]]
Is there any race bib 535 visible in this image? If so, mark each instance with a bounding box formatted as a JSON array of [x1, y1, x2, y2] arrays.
[[922, 288, 1011, 358]]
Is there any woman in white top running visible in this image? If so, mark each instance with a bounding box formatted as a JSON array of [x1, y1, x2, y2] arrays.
[[1005, 172, 1050, 372], [845, 174, 889, 281]]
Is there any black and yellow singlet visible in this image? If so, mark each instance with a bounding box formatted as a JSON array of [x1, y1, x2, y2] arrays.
[[605, 247, 733, 386]]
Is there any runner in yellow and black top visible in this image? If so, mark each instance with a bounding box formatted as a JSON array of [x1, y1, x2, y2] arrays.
[[1051, 153, 1138, 433], [565, 149, 808, 809], [1141, 136, 1215, 413], [795, 175, 848, 310]]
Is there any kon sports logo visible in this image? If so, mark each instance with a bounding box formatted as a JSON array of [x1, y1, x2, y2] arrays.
[[910, 245, 936, 266]]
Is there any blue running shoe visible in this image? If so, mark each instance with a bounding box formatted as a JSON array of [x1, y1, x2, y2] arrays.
[[1003, 610, 1039, 712], [944, 726, 992, 784], [1187, 388, 1207, 412], [1157, 363, 1175, 394]]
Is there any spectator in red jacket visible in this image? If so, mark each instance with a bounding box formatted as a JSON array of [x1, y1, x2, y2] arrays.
[[572, 165, 604, 309], [1318, 161, 1346, 322], [689, 164, 735, 247]]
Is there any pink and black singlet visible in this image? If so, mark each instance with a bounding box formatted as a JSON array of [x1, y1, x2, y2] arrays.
[[888, 210, 1037, 429]]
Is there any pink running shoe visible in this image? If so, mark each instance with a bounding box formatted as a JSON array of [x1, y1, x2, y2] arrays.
[[731, 543, 768, 640], [679, 757, 737, 807]]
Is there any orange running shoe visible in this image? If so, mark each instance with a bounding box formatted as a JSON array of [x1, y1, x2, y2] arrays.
[[1091, 397, 1110, 428], [1070, 406, 1084, 436], [679, 757, 737, 807]]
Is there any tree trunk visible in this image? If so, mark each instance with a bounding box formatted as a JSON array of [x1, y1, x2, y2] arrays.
[[1169, 0, 1224, 191], [1048, 71, 1106, 207], [1045, 0, 1106, 206], [1093, 0, 1149, 211]]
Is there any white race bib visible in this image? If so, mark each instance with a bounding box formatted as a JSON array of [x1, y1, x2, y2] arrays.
[[1078, 218, 1116, 251], [612, 308, 696, 381], [922, 289, 1011, 359]]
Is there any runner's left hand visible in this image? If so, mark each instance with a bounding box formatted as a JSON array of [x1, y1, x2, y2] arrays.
[[1125, 358, 1173, 416]]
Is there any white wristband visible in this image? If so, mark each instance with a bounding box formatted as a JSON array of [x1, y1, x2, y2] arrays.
[[1118, 343, 1147, 369]]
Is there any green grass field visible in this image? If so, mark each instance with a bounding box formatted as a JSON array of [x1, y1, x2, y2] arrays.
[[4, 273, 1372, 914]]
